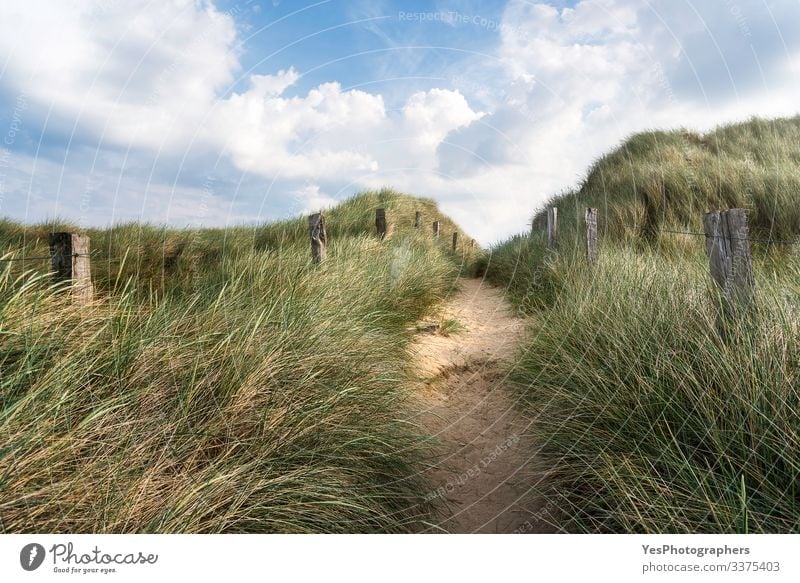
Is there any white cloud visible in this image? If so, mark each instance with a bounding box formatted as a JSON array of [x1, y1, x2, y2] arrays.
[[0, 1, 481, 201], [438, 0, 800, 241], [402, 88, 483, 147], [2, 0, 799, 244], [248, 69, 301, 98], [212, 73, 386, 179], [0, 0, 239, 150], [292, 184, 337, 214]]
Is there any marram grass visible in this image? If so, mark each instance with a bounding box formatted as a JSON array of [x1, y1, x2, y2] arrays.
[[510, 248, 800, 533], [480, 116, 800, 533], [0, 189, 466, 533]]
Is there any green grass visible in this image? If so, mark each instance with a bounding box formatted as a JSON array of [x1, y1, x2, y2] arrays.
[[511, 248, 800, 533], [0, 189, 467, 297], [438, 318, 464, 336], [0, 188, 465, 533], [480, 115, 800, 533], [526, 115, 800, 247]]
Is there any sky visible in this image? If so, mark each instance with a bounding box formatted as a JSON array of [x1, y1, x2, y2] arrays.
[[0, 0, 799, 244]]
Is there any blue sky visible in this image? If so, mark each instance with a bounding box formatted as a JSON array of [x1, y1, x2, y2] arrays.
[[1, 0, 799, 243]]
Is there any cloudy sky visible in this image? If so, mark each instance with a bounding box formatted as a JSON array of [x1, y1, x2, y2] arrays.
[[0, 0, 798, 244]]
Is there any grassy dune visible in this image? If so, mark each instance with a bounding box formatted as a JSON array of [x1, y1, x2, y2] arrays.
[[530, 115, 800, 245], [0, 189, 466, 533], [480, 116, 800, 533]]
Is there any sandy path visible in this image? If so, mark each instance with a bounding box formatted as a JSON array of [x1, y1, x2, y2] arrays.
[[410, 278, 552, 534]]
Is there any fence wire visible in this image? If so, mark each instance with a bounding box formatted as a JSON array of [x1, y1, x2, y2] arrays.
[[0, 253, 92, 262], [660, 229, 798, 246]]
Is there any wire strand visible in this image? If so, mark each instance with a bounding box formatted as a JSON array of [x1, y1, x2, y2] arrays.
[[1, 228, 795, 263], [660, 229, 798, 245], [0, 253, 91, 262]]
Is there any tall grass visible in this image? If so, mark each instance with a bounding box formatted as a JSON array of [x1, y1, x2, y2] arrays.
[[480, 115, 800, 533], [512, 248, 800, 532], [0, 188, 464, 297], [473, 233, 567, 312], [0, 190, 464, 533]]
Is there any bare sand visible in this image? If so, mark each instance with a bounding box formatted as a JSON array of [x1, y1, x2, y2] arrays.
[[410, 278, 553, 533]]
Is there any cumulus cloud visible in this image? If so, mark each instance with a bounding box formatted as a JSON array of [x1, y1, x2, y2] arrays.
[[1, 0, 798, 243], [403, 89, 483, 147], [291, 184, 338, 214], [213, 72, 386, 179], [0, 0, 482, 222], [439, 0, 800, 240], [0, 0, 239, 150]]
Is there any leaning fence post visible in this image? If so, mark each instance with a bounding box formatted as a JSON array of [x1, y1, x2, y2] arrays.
[[433, 220, 440, 238], [414, 211, 421, 228], [585, 208, 598, 264], [376, 208, 387, 240], [49, 233, 93, 303], [309, 212, 327, 264], [547, 207, 558, 248], [452, 231, 458, 252], [703, 208, 755, 313]]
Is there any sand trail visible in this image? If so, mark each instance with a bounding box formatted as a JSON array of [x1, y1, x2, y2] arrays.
[[410, 278, 552, 534]]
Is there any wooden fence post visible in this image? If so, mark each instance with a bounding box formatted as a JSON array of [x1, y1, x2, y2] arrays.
[[452, 231, 458, 252], [547, 207, 558, 248], [414, 211, 421, 228], [433, 220, 440, 238], [703, 208, 755, 312], [49, 233, 93, 303], [309, 212, 327, 263], [585, 208, 598, 264], [376, 208, 386, 240]]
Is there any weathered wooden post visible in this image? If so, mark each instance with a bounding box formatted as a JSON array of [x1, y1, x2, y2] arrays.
[[452, 231, 458, 252], [414, 211, 421, 229], [547, 207, 558, 248], [49, 233, 93, 303], [703, 208, 755, 312], [376, 208, 387, 240], [585, 208, 598, 264], [433, 220, 440, 238], [309, 212, 327, 263]]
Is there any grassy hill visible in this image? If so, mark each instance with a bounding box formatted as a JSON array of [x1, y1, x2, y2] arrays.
[[0, 189, 469, 533], [538, 114, 800, 244], [480, 116, 800, 533], [1, 188, 466, 297], [481, 115, 800, 311]]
